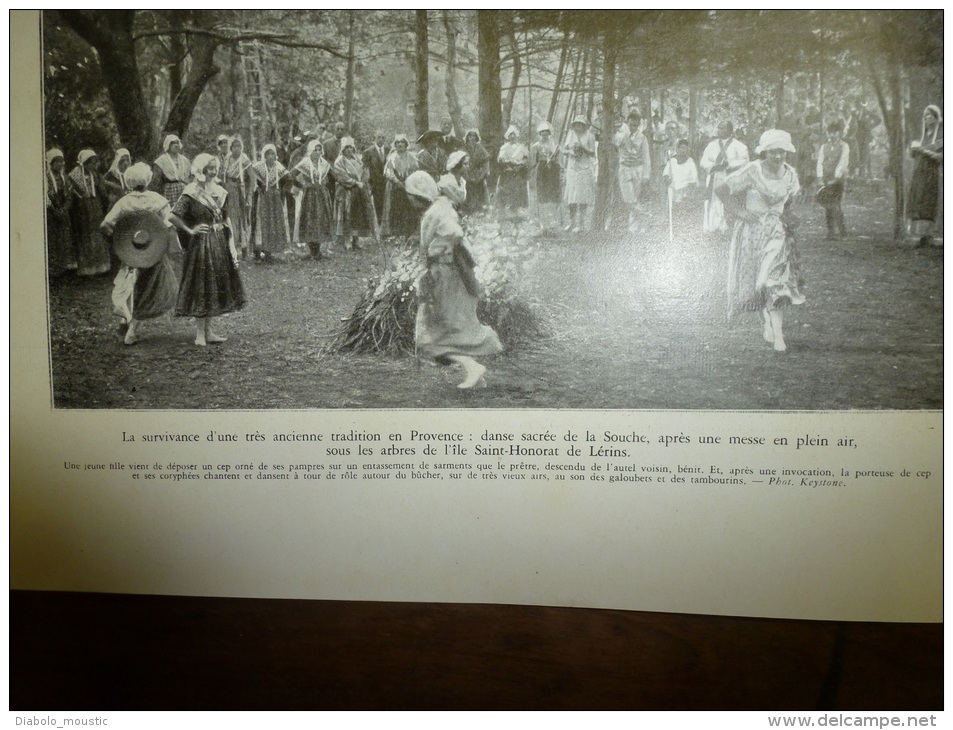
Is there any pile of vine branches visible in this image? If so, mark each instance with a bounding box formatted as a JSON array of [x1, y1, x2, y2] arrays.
[[325, 214, 552, 355]]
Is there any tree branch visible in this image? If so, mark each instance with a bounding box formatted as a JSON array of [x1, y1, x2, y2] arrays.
[[132, 25, 348, 58]]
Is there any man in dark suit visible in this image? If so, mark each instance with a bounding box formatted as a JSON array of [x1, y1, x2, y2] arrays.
[[439, 117, 464, 157], [362, 130, 390, 224]]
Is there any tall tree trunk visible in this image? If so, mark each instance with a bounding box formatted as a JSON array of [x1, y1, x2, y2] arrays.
[[688, 86, 698, 151], [344, 11, 356, 130], [163, 29, 220, 140], [525, 32, 533, 144], [546, 31, 570, 124], [441, 11, 464, 136], [59, 11, 155, 158], [557, 45, 583, 143], [776, 71, 786, 127], [870, 61, 906, 240], [501, 31, 521, 131], [593, 28, 620, 232], [168, 12, 185, 105], [477, 10, 503, 160], [586, 46, 598, 120], [414, 10, 429, 136]]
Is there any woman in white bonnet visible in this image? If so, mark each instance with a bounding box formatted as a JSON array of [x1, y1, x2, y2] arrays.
[[716, 128, 803, 353], [171, 153, 246, 346], [406, 171, 502, 389], [100, 162, 179, 345]]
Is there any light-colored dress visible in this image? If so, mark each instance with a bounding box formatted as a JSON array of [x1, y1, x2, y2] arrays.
[[415, 197, 502, 361], [563, 130, 597, 205], [724, 160, 803, 320], [701, 137, 749, 234]]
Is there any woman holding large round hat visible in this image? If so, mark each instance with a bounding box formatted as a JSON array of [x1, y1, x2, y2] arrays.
[[100, 162, 179, 345], [716, 128, 803, 353], [171, 153, 246, 346]]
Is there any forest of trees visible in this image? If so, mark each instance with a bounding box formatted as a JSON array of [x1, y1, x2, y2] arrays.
[[43, 10, 941, 238]]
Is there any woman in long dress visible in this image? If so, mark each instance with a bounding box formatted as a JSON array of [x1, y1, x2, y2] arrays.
[[100, 162, 179, 345], [530, 121, 561, 230], [103, 148, 131, 210], [406, 171, 502, 389], [46, 148, 76, 276], [153, 134, 192, 206], [907, 104, 943, 247], [496, 125, 529, 210], [221, 136, 253, 260], [291, 139, 333, 259], [381, 134, 420, 240], [332, 136, 379, 250], [717, 129, 803, 353], [462, 129, 490, 213], [563, 116, 597, 233], [67, 149, 111, 276], [172, 153, 245, 346], [251, 143, 291, 261]]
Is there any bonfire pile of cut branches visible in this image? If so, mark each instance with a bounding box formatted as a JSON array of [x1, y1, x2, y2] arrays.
[[326, 214, 552, 355]]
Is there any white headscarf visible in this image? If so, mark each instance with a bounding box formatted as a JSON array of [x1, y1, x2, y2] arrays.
[[107, 148, 131, 191], [124, 162, 154, 189], [253, 144, 286, 190], [294, 139, 330, 184], [46, 148, 66, 195], [191, 152, 216, 183], [155, 136, 190, 182]]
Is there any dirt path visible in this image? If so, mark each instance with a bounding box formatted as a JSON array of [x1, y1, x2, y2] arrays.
[[48, 185, 942, 410]]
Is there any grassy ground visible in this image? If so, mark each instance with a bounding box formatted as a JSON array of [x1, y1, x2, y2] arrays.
[[48, 181, 942, 410]]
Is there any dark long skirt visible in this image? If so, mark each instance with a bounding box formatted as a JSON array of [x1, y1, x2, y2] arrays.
[[382, 181, 420, 237], [496, 169, 528, 208], [175, 229, 245, 318]]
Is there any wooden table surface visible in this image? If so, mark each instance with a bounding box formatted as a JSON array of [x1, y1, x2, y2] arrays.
[[10, 590, 941, 710]]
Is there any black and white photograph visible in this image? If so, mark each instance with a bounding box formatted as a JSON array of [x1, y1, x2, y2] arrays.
[[39, 10, 942, 410]]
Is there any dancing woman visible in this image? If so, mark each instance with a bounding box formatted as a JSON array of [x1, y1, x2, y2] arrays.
[[717, 129, 803, 353], [406, 171, 502, 389]]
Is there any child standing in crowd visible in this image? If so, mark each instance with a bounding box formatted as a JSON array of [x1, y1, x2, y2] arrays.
[[662, 139, 700, 243]]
